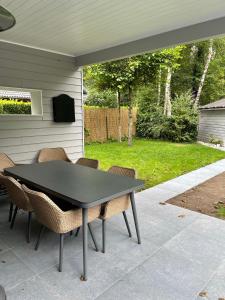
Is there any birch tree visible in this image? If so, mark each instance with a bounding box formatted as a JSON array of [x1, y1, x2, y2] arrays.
[[159, 46, 185, 117], [193, 39, 215, 108], [164, 66, 172, 116]]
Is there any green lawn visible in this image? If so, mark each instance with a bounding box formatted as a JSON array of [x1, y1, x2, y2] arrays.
[[85, 138, 225, 189]]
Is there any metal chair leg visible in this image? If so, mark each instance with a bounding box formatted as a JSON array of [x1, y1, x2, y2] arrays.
[[10, 206, 18, 229], [102, 219, 106, 253], [70, 230, 73, 236], [59, 233, 64, 272], [88, 223, 99, 252], [130, 192, 141, 244], [123, 211, 132, 238], [75, 227, 80, 237], [8, 202, 13, 222], [35, 225, 45, 251], [27, 212, 32, 243]]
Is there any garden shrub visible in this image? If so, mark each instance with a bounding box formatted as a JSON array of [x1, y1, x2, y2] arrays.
[[137, 91, 198, 142], [0, 99, 31, 114], [85, 90, 117, 108]]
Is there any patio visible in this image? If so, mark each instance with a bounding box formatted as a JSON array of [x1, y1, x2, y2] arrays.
[[1, 159, 225, 300]]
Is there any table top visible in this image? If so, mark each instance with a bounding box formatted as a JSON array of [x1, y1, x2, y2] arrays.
[[4, 161, 144, 208]]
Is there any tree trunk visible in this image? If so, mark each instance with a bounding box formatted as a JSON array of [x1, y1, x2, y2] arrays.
[[127, 87, 133, 146], [117, 90, 122, 142], [194, 39, 214, 109], [164, 66, 172, 117], [157, 67, 161, 106]]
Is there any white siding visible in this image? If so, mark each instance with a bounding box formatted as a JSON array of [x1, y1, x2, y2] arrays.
[[198, 109, 225, 143], [0, 42, 83, 163]]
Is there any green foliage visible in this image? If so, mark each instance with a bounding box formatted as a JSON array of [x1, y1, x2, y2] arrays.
[[216, 203, 225, 218], [137, 92, 198, 142], [85, 138, 225, 189], [208, 135, 223, 146], [85, 90, 117, 108], [0, 99, 31, 114]]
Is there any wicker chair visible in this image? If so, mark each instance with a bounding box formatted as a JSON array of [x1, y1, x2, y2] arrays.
[[75, 157, 99, 169], [0, 153, 16, 222], [100, 166, 135, 253], [0, 173, 33, 243], [37, 147, 72, 163], [0, 152, 15, 171], [22, 185, 101, 272]]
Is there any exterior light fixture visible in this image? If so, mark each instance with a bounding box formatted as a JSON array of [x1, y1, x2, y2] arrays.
[[0, 6, 16, 32]]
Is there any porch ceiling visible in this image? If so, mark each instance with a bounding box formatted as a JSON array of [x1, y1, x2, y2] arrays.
[[1, 0, 225, 65]]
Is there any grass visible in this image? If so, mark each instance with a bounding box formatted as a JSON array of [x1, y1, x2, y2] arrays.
[[85, 138, 225, 189]]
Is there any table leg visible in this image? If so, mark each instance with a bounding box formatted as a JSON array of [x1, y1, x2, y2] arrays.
[[130, 192, 141, 244], [80, 207, 88, 281]]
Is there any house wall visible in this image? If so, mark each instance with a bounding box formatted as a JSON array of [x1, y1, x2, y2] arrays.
[[0, 42, 83, 163], [198, 109, 225, 143]]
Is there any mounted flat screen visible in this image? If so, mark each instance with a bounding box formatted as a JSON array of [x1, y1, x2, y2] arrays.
[[52, 94, 75, 122]]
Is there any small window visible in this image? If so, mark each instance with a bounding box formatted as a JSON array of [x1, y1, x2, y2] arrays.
[[0, 87, 42, 116]]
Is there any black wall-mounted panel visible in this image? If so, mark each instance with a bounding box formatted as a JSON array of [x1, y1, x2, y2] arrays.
[[52, 94, 75, 122]]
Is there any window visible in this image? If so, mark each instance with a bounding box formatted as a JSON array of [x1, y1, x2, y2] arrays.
[[0, 87, 42, 116]]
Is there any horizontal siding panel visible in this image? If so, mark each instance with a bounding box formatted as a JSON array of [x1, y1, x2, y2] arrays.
[[0, 67, 82, 86], [0, 126, 82, 138], [0, 120, 82, 130], [0, 133, 82, 147], [16, 152, 82, 164], [0, 48, 78, 71], [0, 57, 80, 78], [0, 42, 77, 63], [0, 42, 83, 163], [0, 141, 83, 156], [9, 145, 83, 162]]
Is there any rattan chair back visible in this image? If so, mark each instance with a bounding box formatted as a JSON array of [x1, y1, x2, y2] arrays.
[[0, 153, 15, 172], [37, 147, 71, 163], [101, 166, 136, 219], [0, 173, 32, 211], [22, 185, 63, 232], [76, 157, 99, 169]]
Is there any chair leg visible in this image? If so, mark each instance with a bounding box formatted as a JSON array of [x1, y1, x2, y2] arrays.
[[59, 233, 64, 272], [102, 219, 106, 253], [35, 225, 45, 251], [88, 223, 99, 252], [70, 230, 73, 236], [75, 227, 80, 237], [123, 211, 132, 238], [8, 202, 13, 222], [26, 212, 32, 243], [10, 206, 18, 229]]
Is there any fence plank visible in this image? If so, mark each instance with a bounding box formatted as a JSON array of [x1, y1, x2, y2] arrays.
[[84, 107, 136, 142]]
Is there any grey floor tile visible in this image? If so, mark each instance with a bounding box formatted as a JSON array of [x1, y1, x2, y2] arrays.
[[156, 181, 191, 194], [0, 250, 35, 291], [196, 259, 225, 300], [137, 187, 178, 203], [6, 276, 61, 300], [97, 248, 202, 300], [164, 229, 225, 272]]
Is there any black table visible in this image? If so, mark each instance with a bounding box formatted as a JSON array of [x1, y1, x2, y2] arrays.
[[5, 161, 144, 280]]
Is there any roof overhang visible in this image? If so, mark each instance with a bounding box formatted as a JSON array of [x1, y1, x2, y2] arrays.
[[75, 16, 225, 66], [1, 0, 225, 66]]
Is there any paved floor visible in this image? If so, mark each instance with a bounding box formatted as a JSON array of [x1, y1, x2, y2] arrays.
[[1, 160, 225, 300]]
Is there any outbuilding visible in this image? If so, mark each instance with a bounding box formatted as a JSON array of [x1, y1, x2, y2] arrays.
[[198, 99, 225, 145]]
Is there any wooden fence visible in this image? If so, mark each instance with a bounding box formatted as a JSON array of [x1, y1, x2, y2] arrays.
[[84, 107, 137, 142]]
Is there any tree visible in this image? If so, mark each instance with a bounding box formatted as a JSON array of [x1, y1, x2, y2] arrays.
[[193, 39, 215, 108], [158, 46, 185, 116]]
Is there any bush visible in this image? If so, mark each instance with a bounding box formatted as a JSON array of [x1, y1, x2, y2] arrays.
[[137, 91, 198, 142], [0, 99, 31, 114], [85, 90, 117, 108]]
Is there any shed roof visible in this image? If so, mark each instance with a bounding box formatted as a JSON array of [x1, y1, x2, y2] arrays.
[[200, 99, 225, 110]]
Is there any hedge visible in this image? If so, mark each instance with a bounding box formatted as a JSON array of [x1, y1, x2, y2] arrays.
[[0, 99, 31, 115]]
